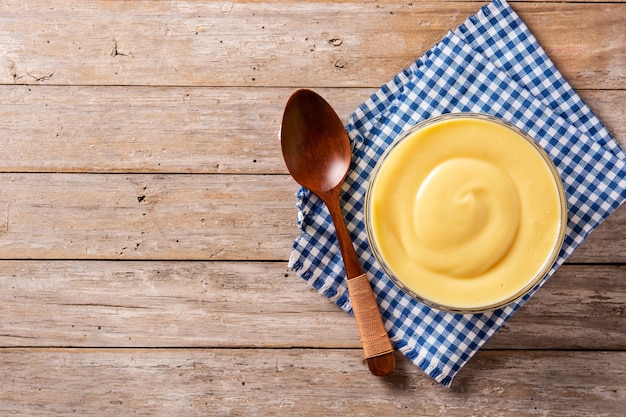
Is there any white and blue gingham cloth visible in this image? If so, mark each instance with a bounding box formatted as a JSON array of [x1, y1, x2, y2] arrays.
[[288, 0, 626, 386]]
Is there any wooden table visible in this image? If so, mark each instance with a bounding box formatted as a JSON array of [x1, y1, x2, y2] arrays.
[[1, 1, 624, 415]]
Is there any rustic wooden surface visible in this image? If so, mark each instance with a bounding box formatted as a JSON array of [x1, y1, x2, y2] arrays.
[[0, 1, 624, 415]]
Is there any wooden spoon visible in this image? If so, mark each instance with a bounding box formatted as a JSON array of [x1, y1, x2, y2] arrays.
[[280, 89, 396, 376]]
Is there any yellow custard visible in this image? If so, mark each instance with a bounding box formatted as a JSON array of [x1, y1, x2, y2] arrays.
[[366, 114, 566, 312]]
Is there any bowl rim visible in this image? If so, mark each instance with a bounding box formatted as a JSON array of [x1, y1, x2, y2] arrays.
[[364, 112, 568, 313]]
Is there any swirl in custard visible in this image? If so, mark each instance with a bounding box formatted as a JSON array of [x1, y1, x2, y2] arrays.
[[409, 158, 520, 277]]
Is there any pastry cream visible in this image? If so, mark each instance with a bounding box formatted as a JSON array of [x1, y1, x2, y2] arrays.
[[366, 114, 566, 311]]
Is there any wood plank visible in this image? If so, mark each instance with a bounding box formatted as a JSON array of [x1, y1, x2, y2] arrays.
[[0, 260, 359, 348], [0, 348, 623, 416], [0, 86, 623, 174], [0, 173, 623, 262], [0, 173, 297, 260], [487, 264, 626, 349], [571, 204, 626, 263], [0, 85, 296, 174], [0, 262, 623, 349], [0, 2, 623, 89]]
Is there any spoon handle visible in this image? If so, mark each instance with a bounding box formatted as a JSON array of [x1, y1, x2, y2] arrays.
[[325, 192, 396, 376]]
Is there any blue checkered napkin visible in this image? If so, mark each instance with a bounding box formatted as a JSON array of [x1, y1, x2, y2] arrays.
[[288, 0, 626, 386]]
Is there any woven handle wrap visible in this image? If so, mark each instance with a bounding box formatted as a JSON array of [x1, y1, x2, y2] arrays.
[[347, 274, 394, 359]]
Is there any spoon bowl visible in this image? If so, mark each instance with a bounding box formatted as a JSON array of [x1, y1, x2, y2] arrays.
[[280, 89, 351, 193], [281, 89, 396, 376]]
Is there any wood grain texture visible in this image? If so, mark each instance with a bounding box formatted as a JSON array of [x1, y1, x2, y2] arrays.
[[0, 173, 623, 262], [0, 0, 624, 414], [0, 2, 623, 89], [487, 264, 626, 350], [0, 86, 623, 174], [0, 262, 623, 350], [0, 348, 623, 416], [0, 173, 297, 260]]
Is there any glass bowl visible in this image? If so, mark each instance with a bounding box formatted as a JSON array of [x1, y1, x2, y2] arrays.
[[365, 113, 567, 313]]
